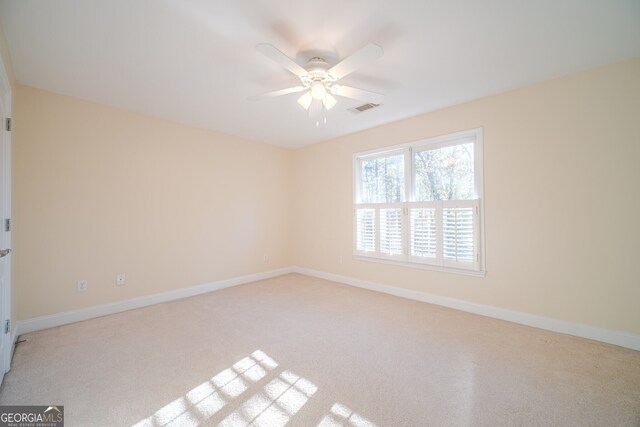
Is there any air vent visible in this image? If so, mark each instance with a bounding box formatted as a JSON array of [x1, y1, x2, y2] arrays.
[[349, 103, 381, 114]]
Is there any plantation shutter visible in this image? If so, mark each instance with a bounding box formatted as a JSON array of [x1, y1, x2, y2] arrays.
[[355, 208, 376, 253], [408, 203, 439, 265], [379, 207, 404, 257], [441, 200, 479, 270], [355, 205, 406, 258], [356, 201, 480, 271]]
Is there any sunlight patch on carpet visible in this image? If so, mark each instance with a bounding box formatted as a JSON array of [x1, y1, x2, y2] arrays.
[[318, 402, 378, 427], [133, 350, 277, 427], [218, 370, 318, 427]]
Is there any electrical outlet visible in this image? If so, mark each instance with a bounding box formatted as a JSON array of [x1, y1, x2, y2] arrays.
[[263, 254, 269, 262], [116, 274, 126, 286], [77, 280, 88, 292], [337, 255, 343, 264]]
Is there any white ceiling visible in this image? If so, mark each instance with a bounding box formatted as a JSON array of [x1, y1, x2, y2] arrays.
[[1, 0, 639, 148]]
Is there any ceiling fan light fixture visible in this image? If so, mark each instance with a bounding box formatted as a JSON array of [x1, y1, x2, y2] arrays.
[[297, 91, 313, 110], [310, 82, 326, 100], [323, 93, 337, 110]]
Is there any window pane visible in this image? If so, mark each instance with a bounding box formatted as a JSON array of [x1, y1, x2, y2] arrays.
[[414, 142, 474, 201], [380, 208, 403, 255], [356, 208, 376, 252], [360, 154, 405, 203]]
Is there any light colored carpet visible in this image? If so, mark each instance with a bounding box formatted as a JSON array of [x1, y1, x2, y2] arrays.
[[1, 273, 639, 426]]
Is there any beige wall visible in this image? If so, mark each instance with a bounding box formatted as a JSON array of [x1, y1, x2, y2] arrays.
[[14, 86, 292, 319], [12, 58, 640, 336], [293, 58, 640, 335]]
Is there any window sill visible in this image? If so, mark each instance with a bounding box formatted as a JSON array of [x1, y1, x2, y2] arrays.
[[352, 255, 486, 278]]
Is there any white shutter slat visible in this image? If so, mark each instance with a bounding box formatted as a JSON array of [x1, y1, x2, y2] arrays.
[[442, 202, 477, 269], [356, 208, 376, 253], [409, 207, 438, 262], [380, 208, 403, 256]]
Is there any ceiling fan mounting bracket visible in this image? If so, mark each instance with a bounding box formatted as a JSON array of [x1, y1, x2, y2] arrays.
[[306, 56, 329, 68]]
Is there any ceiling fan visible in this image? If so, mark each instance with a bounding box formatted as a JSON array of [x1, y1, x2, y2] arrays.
[[250, 43, 384, 125]]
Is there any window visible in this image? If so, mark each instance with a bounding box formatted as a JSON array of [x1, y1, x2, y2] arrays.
[[353, 129, 484, 274]]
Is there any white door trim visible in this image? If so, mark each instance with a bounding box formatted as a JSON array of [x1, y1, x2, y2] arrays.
[[0, 51, 13, 381]]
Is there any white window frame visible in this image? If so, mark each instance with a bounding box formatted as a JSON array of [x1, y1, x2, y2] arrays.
[[353, 128, 485, 277]]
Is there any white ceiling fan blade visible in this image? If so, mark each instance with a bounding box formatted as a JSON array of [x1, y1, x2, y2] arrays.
[[328, 43, 383, 80], [248, 86, 306, 101], [330, 85, 384, 104], [256, 43, 308, 77]]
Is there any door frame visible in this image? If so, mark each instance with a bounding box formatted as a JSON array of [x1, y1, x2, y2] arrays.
[[0, 51, 13, 380]]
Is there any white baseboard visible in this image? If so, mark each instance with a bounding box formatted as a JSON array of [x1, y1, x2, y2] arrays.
[[16, 267, 294, 336], [292, 266, 640, 352], [15, 265, 640, 352]]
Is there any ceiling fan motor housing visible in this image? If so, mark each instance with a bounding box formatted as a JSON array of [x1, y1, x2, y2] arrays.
[[300, 57, 337, 88]]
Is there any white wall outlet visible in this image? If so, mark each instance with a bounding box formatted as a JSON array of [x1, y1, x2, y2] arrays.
[[116, 274, 126, 286], [77, 280, 88, 292], [337, 255, 343, 264], [263, 254, 269, 262]]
